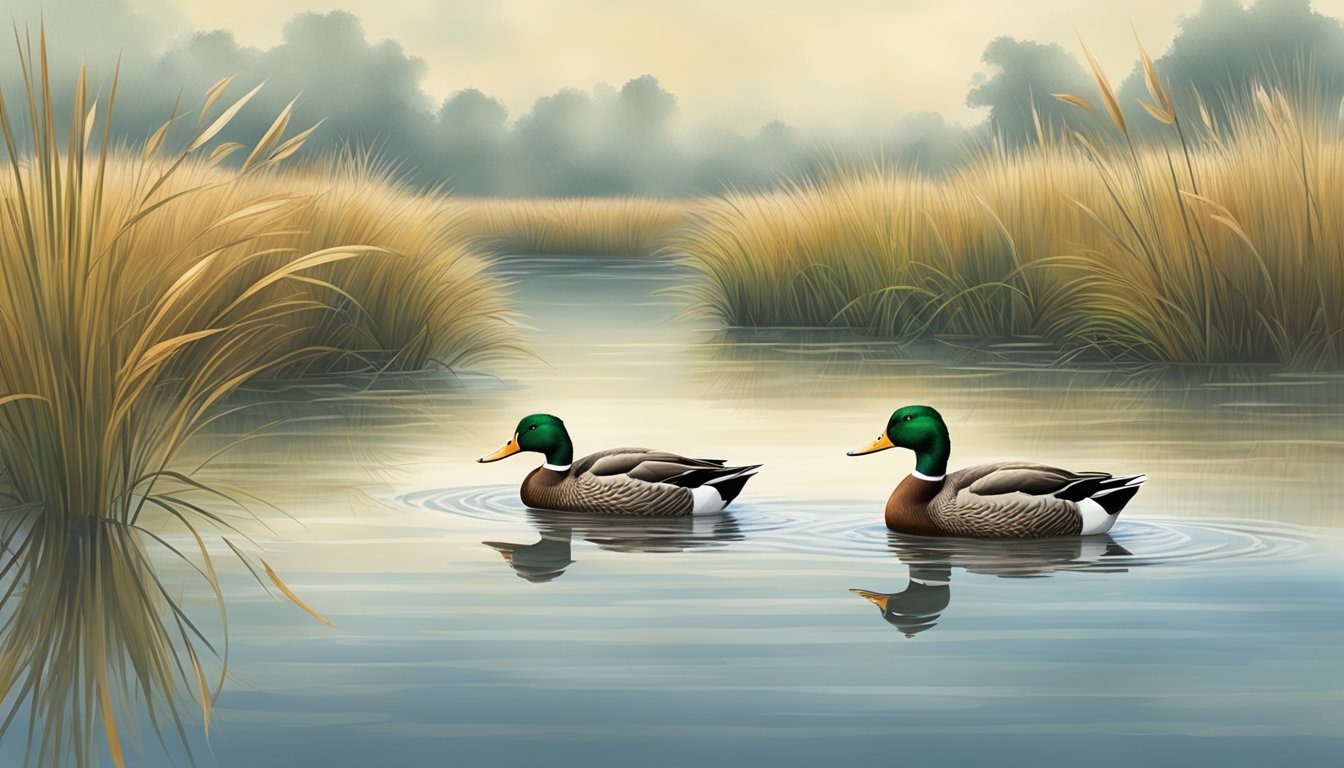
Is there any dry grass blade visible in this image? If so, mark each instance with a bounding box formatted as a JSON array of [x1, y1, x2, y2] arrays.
[[260, 120, 322, 168], [0, 394, 50, 408], [261, 560, 337, 628], [1136, 35, 1175, 117], [143, 116, 173, 160], [1052, 93, 1095, 113], [189, 81, 263, 151], [97, 683, 125, 768], [1139, 100, 1175, 125], [1079, 38, 1127, 134], [207, 141, 244, 166], [242, 97, 295, 172], [198, 74, 237, 124], [82, 101, 96, 149], [205, 194, 304, 231]]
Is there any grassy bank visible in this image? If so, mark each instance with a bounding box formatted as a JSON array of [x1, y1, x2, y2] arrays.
[[0, 48, 516, 766], [456, 196, 694, 256], [673, 82, 1344, 367]]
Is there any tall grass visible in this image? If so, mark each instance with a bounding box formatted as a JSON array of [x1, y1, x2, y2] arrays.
[[278, 154, 523, 371], [673, 172, 1040, 338], [0, 39, 494, 766], [76, 150, 521, 376], [674, 52, 1344, 367], [457, 196, 694, 256]]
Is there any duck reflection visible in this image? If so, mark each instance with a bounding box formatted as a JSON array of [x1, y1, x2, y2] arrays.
[[850, 532, 1132, 636], [483, 508, 744, 582]]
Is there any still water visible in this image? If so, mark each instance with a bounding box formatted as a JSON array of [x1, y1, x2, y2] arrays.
[[28, 255, 1344, 766]]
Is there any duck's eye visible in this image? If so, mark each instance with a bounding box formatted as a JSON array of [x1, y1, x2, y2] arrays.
[[528, 425, 537, 431], [904, 415, 912, 421]]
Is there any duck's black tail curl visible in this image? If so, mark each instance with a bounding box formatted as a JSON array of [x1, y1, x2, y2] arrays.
[[706, 465, 762, 504], [1065, 474, 1147, 515], [665, 464, 762, 504]]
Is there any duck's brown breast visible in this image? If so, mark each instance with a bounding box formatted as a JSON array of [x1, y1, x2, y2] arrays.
[[520, 467, 570, 511], [884, 476, 946, 534]]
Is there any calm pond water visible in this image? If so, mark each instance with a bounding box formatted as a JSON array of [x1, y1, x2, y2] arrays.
[[14, 255, 1341, 766]]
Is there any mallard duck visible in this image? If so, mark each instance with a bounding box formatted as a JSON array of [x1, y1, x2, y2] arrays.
[[847, 405, 1145, 538], [477, 414, 761, 516]]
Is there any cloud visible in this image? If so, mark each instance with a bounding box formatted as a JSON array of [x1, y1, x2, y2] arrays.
[[142, 12, 435, 171], [6, 0, 1344, 194]]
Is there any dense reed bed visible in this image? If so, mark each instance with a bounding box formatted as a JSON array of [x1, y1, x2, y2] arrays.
[[675, 64, 1344, 367], [0, 42, 514, 767], [456, 196, 694, 256], [93, 152, 521, 376]]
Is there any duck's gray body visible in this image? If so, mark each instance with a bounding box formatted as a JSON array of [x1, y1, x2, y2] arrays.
[[520, 448, 760, 517], [886, 462, 1147, 538]]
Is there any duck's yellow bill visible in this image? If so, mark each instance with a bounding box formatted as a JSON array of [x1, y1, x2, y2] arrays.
[[847, 432, 894, 456], [478, 433, 522, 463]]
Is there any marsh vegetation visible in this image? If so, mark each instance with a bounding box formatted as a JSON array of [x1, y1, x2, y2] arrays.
[[0, 39, 516, 767], [674, 54, 1344, 367]]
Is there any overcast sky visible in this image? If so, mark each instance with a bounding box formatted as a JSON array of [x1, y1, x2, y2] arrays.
[[83, 0, 1340, 132]]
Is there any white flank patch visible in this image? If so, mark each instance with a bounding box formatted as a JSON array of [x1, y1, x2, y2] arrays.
[[1077, 497, 1118, 535], [690, 485, 727, 515]]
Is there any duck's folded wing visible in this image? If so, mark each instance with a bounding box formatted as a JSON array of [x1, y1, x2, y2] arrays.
[[572, 472, 693, 516], [947, 487, 1082, 536], [966, 464, 1109, 497], [585, 450, 727, 482]]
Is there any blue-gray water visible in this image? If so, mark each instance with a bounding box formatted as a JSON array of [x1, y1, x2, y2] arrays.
[[11, 255, 1342, 766]]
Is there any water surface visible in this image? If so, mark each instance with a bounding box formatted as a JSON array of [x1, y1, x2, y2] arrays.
[[25, 254, 1340, 767]]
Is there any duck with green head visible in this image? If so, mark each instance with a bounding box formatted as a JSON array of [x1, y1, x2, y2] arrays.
[[847, 405, 1145, 538], [478, 413, 761, 516]]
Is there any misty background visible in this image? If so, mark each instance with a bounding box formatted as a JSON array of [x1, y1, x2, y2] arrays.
[[5, 0, 1344, 196]]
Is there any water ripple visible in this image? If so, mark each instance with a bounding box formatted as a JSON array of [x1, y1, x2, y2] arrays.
[[401, 485, 1320, 570]]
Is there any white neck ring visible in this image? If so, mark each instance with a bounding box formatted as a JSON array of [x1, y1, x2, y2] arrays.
[[911, 469, 945, 482], [543, 462, 572, 472]]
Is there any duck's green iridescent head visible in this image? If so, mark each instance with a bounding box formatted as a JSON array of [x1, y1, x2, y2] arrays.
[[847, 405, 951, 476], [478, 413, 574, 465], [884, 405, 947, 450]]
